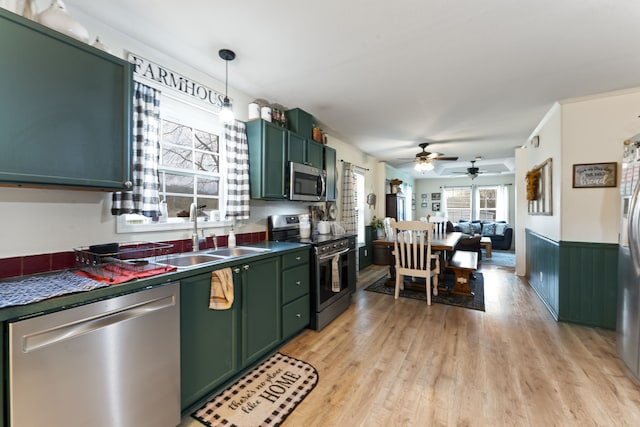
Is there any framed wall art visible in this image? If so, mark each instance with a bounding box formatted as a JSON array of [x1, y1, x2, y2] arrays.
[[572, 162, 617, 188], [431, 193, 441, 201], [527, 157, 552, 215], [432, 202, 440, 212]]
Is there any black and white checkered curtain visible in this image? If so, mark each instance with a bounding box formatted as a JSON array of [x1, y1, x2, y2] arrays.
[[340, 161, 359, 273], [111, 82, 161, 217], [225, 120, 250, 220], [340, 162, 357, 233]]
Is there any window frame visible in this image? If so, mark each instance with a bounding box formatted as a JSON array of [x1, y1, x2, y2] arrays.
[[116, 93, 232, 234]]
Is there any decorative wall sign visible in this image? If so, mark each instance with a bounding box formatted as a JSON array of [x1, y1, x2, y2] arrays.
[[432, 202, 441, 211], [431, 193, 441, 201], [421, 202, 428, 208], [127, 52, 229, 111], [572, 162, 617, 188], [528, 157, 552, 215]]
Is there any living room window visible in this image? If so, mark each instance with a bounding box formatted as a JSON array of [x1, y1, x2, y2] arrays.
[[443, 187, 472, 222], [443, 185, 509, 222]]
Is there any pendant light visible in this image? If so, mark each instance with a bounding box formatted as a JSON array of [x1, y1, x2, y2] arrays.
[[218, 49, 236, 124]]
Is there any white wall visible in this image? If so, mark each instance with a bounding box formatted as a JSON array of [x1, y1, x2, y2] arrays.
[[560, 89, 640, 243], [525, 103, 562, 242], [0, 6, 382, 258], [328, 136, 380, 226]]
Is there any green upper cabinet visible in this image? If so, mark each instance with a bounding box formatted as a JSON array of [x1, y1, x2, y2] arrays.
[[287, 131, 324, 169], [306, 139, 324, 169], [180, 271, 239, 410], [0, 9, 132, 190], [324, 146, 337, 201], [234, 256, 281, 367], [287, 132, 306, 165], [247, 119, 287, 199]]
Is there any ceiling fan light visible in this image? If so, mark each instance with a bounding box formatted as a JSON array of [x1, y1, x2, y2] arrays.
[[414, 160, 434, 172]]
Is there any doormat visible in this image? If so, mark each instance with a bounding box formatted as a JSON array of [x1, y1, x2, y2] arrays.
[[192, 352, 318, 426], [365, 272, 485, 311]]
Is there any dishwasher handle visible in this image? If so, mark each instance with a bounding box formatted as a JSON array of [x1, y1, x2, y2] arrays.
[[21, 294, 177, 353]]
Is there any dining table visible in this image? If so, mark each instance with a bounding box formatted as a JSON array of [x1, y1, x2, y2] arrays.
[[372, 231, 463, 291]]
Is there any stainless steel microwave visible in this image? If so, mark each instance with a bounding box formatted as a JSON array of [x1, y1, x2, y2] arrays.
[[289, 161, 326, 201]]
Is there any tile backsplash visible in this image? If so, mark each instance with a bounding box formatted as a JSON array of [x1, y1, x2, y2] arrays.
[[0, 231, 266, 279]]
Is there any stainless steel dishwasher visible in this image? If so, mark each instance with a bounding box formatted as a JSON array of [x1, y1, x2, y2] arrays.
[[8, 282, 181, 427]]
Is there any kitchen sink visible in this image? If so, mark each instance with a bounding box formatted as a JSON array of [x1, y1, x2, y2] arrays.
[[157, 253, 226, 268], [207, 246, 272, 258]]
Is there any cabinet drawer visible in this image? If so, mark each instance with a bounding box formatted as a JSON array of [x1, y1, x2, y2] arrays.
[[282, 295, 310, 339], [282, 249, 310, 269], [282, 265, 310, 304]]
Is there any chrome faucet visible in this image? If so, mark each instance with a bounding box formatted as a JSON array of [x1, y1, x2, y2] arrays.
[[190, 203, 206, 252]]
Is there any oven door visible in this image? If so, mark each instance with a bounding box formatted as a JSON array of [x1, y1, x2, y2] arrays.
[[315, 247, 350, 311]]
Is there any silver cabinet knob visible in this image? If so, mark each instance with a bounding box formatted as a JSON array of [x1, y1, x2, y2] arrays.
[[232, 267, 241, 274], [123, 181, 132, 189], [243, 264, 250, 271]]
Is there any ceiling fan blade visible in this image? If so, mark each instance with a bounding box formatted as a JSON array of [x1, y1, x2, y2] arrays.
[[432, 156, 458, 161]]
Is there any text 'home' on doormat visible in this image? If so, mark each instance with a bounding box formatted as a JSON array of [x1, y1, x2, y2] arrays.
[[192, 352, 319, 426]]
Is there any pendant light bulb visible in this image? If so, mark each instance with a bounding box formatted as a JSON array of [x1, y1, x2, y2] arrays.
[[220, 96, 234, 124], [218, 49, 236, 124]]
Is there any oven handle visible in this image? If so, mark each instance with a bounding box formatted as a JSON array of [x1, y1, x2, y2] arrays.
[[317, 247, 350, 261]]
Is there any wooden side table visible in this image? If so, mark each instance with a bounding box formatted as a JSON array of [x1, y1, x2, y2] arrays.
[[480, 237, 492, 258]]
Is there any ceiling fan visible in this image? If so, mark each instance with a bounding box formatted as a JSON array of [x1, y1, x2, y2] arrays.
[[411, 143, 458, 171], [453, 160, 485, 179]]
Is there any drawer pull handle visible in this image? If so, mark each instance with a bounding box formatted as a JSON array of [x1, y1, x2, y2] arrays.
[[295, 281, 301, 286], [243, 264, 250, 271], [296, 313, 301, 318], [295, 256, 301, 261], [232, 267, 241, 274]]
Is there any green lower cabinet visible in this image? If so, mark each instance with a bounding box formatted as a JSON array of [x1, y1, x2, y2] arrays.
[[281, 250, 311, 339], [180, 272, 239, 410], [283, 295, 310, 339], [236, 257, 281, 367]]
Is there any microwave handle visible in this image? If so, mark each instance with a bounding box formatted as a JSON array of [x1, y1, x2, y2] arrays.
[[318, 173, 326, 199]]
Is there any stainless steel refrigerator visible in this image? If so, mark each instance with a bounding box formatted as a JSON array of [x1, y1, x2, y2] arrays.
[[618, 135, 640, 380]]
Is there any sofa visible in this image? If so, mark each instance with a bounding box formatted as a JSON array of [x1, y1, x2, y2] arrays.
[[454, 220, 513, 250]]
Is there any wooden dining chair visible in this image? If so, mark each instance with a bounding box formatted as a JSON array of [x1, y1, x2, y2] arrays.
[[391, 220, 440, 305]]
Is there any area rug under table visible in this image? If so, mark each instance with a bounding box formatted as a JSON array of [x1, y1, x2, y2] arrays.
[[192, 352, 318, 426], [365, 272, 485, 311]]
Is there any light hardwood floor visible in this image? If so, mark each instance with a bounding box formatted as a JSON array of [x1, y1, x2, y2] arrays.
[[182, 258, 640, 426]]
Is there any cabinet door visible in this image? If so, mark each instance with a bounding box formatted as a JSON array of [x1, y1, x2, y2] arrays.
[[324, 146, 337, 201], [306, 140, 324, 169], [247, 120, 287, 199], [0, 11, 132, 190], [237, 257, 281, 367], [180, 272, 239, 410], [287, 132, 305, 165]]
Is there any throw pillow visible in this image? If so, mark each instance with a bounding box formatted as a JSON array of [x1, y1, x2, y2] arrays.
[[458, 222, 472, 234], [482, 222, 496, 236], [471, 222, 482, 235], [495, 223, 510, 235]]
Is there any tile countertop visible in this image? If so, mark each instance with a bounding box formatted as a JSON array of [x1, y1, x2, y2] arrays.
[[0, 241, 308, 323]]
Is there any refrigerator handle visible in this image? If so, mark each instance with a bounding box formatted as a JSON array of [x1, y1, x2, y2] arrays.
[[628, 177, 640, 274]]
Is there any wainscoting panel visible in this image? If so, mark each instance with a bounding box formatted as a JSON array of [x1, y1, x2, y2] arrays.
[[525, 229, 619, 330], [558, 241, 618, 330], [526, 230, 560, 319]]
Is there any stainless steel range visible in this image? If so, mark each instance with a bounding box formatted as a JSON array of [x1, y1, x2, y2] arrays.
[[268, 214, 354, 331]]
